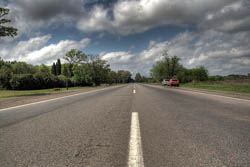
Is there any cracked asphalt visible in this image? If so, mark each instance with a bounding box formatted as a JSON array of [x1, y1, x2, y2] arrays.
[[0, 84, 250, 167]]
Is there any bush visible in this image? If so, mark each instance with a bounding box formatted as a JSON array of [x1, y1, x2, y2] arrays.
[[0, 66, 12, 89], [9, 73, 68, 90], [58, 75, 67, 87], [10, 74, 36, 90], [33, 72, 65, 89]]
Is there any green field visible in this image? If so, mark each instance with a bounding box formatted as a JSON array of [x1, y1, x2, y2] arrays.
[[181, 82, 250, 94], [0, 86, 109, 98]]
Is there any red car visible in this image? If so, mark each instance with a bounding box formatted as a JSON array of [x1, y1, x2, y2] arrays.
[[167, 79, 179, 86]]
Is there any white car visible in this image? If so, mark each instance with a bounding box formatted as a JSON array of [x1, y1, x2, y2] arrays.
[[162, 79, 169, 86]]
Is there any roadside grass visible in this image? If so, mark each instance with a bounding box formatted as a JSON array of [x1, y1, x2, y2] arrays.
[[0, 85, 115, 98], [181, 82, 250, 94]]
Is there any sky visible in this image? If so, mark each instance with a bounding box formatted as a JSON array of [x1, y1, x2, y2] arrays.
[[0, 0, 250, 76]]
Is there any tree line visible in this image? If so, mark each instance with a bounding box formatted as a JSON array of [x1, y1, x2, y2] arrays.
[[0, 49, 132, 90], [133, 53, 210, 84], [137, 52, 249, 84], [148, 52, 208, 83]]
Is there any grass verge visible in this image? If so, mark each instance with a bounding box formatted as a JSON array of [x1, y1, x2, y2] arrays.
[[0, 85, 111, 98], [181, 82, 250, 94]]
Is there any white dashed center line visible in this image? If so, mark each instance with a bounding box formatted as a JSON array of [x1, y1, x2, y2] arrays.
[[133, 89, 136, 94], [128, 112, 144, 167]]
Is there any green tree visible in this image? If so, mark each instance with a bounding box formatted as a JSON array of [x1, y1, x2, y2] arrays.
[[135, 73, 142, 82], [56, 59, 61, 75], [61, 63, 73, 90], [62, 63, 73, 77], [72, 64, 93, 86], [64, 49, 87, 65], [51, 63, 56, 75], [117, 70, 131, 83], [88, 55, 110, 86], [163, 52, 171, 78], [192, 66, 208, 82], [39, 64, 50, 73], [141, 76, 149, 83], [150, 52, 182, 82], [10, 62, 37, 74], [0, 7, 17, 37], [150, 61, 165, 82], [64, 49, 87, 84], [0, 57, 5, 68], [0, 65, 12, 89], [107, 70, 117, 85], [62, 64, 69, 76], [170, 56, 180, 77]]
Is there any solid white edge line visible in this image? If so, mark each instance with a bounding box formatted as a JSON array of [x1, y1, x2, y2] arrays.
[[0, 85, 123, 112], [128, 112, 144, 167], [145, 84, 250, 103]]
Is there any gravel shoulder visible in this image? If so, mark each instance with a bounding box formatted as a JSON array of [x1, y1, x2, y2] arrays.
[[0, 86, 118, 109]]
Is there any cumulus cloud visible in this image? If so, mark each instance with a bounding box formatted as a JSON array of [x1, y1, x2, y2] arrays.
[[77, 0, 239, 35], [201, 1, 250, 33], [0, 35, 90, 64], [5, 0, 249, 36], [76, 6, 113, 33], [101, 51, 134, 64], [101, 41, 169, 76], [167, 30, 250, 75], [102, 29, 250, 76], [97, 0, 250, 75], [2, 0, 250, 75], [100, 51, 137, 74]]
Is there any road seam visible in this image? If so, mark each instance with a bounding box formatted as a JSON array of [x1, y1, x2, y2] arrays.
[[128, 112, 144, 167], [0, 86, 123, 112]]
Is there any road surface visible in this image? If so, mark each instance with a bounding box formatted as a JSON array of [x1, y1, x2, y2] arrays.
[[0, 84, 250, 167]]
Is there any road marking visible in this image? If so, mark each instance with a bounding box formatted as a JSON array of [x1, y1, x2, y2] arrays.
[[0, 86, 123, 112], [133, 89, 136, 94], [128, 112, 144, 167]]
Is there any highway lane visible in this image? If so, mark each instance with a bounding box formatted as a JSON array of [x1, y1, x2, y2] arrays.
[[0, 85, 132, 167], [0, 85, 126, 128], [138, 84, 250, 167], [1, 84, 250, 167]]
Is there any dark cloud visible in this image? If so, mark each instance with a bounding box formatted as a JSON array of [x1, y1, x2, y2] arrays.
[[12, 0, 83, 21], [84, 0, 118, 8], [200, 1, 250, 34]]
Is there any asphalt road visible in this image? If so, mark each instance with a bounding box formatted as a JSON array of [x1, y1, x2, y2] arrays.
[[0, 84, 250, 167]]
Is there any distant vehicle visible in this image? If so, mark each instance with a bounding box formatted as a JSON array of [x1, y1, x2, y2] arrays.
[[162, 79, 169, 86], [167, 79, 179, 86]]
